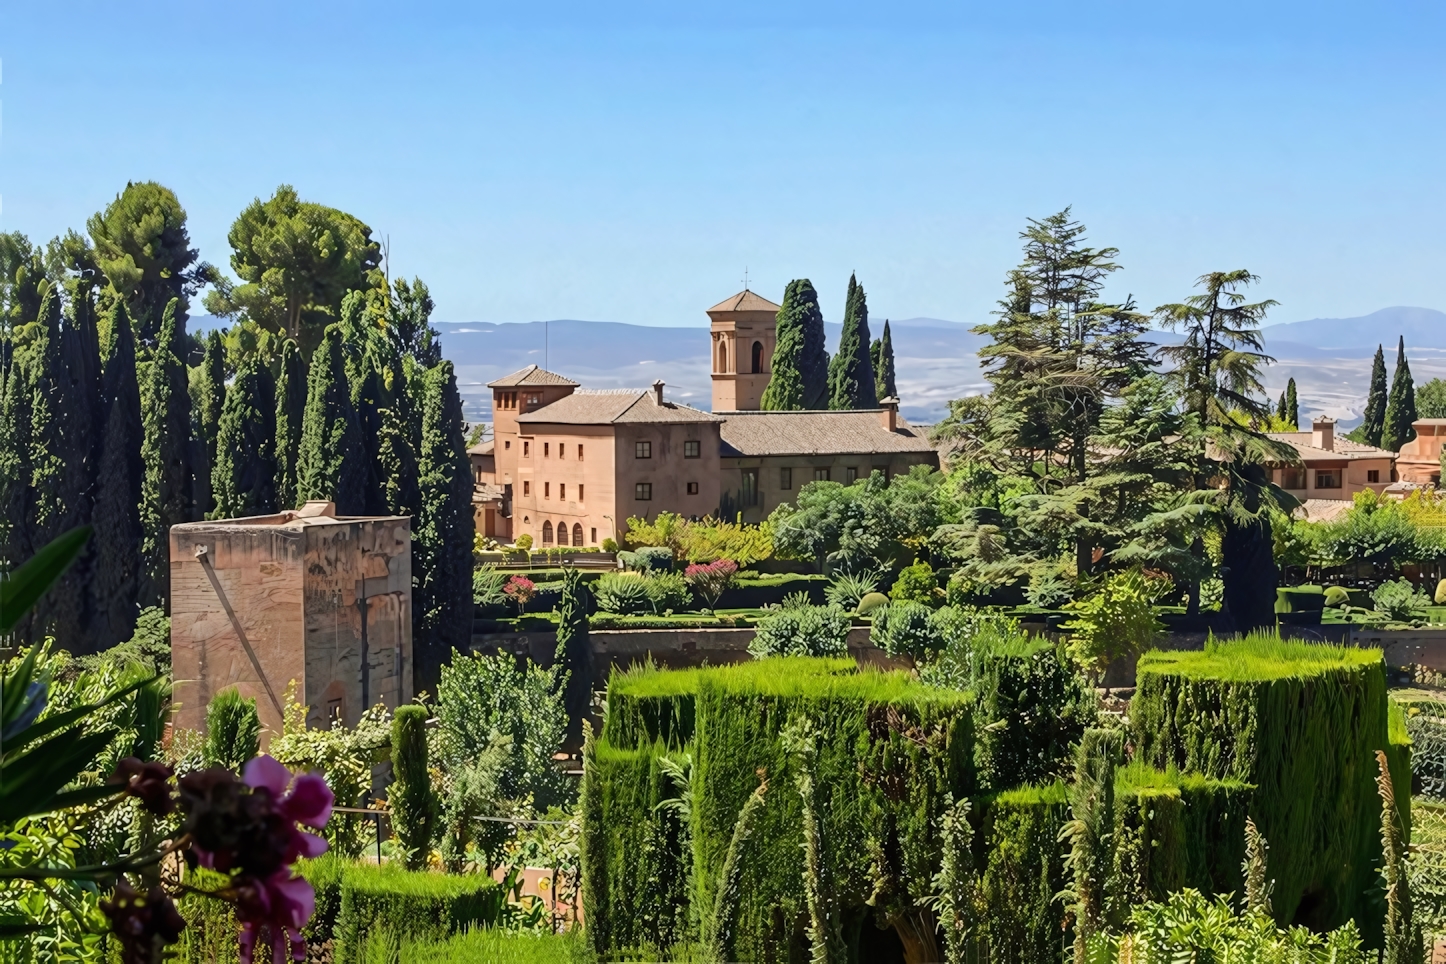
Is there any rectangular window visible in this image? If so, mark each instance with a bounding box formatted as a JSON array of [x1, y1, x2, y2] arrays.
[[780, 467, 792, 490], [1368, 469, 1380, 483], [636, 482, 653, 501], [559, 484, 565, 500], [846, 466, 858, 483], [813, 468, 830, 482], [523, 441, 530, 457], [741, 468, 758, 507], [1280, 466, 1305, 489], [1315, 470, 1341, 489], [590, 528, 597, 544], [558, 443, 564, 459], [475, 467, 482, 484], [544, 443, 550, 457], [578, 484, 584, 501], [636, 440, 652, 459], [544, 482, 550, 499], [504, 440, 511, 450], [523, 481, 530, 496], [578, 444, 584, 460], [684, 440, 700, 459], [687, 481, 699, 494]]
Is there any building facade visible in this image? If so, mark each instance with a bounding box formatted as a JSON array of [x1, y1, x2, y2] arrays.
[[1394, 418, 1446, 485], [1265, 417, 1394, 502]]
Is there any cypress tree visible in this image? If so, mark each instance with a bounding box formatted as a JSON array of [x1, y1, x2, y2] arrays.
[[389, 705, 436, 870], [1382, 336, 1418, 452], [297, 324, 366, 513], [873, 319, 897, 400], [274, 339, 307, 509], [192, 329, 226, 518], [1361, 344, 1389, 447], [413, 361, 474, 690], [140, 297, 192, 606], [1276, 391, 1287, 422], [827, 273, 877, 410], [1284, 377, 1298, 431], [212, 357, 278, 518], [555, 567, 591, 744], [379, 355, 422, 520], [91, 300, 145, 648], [0, 346, 30, 576], [761, 279, 828, 411]]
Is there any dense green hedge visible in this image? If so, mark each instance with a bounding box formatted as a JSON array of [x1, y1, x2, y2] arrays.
[[583, 658, 974, 962], [1131, 634, 1402, 938], [977, 782, 1070, 964], [334, 863, 507, 963]]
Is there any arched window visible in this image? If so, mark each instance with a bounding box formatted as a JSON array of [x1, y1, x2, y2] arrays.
[[572, 523, 584, 547], [751, 341, 764, 373], [717, 338, 728, 373], [542, 521, 553, 544]]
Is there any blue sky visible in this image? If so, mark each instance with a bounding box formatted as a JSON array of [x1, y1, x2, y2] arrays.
[[3, 1, 1445, 328]]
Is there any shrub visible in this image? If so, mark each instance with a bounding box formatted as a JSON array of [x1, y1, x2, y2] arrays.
[[202, 686, 260, 772], [594, 572, 652, 615], [1373, 577, 1431, 622], [890, 560, 938, 604], [684, 559, 738, 609], [334, 862, 508, 963], [516, 533, 534, 551], [1436, 579, 1446, 605], [869, 600, 941, 660], [1063, 568, 1163, 678], [625, 510, 773, 566], [972, 637, 1094, 790], [1131, 633, 1400, 937], [856, 591, 889, 614], [472, 565, 507, 606], [601, 537, 619, 553], [391, 706, 437, 871], [823, 569, 880, 610], [1324, 585, 1351, 608], [1025, 569, 1074, 609], [644, 571, 692, 614], [397, 927, 595, 963], [748, 604, 852, 658], [503, 575, 537, 613]]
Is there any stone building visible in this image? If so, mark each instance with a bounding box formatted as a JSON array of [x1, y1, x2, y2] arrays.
[[471, 289, 941, 543], [1393, 418, 1446, 485], [1265, 417, 1395, 502], [170, 501, 413, 738]]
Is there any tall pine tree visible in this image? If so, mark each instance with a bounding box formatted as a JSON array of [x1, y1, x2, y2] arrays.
[[1359, 344, 1389, 446], [827, 273, 877, 410], [91, 300, 145, 647], [413, 360, 474, 689], [274, 339, 307, 509], [1284, 377, 1298, 431], [1382, 335, 1418, 452], [191, 329, 226, 518], [873, 319, 897, 400], [297, 324, 366, 513], [213, 357, 278, 518], [56, 270, 104, 650], [140, 297, 193, 606], [761, 279, 829, 411]]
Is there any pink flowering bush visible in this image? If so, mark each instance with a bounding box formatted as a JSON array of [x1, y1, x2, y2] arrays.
[[685, 558, 738, 610], [504, 574, 538, 614]]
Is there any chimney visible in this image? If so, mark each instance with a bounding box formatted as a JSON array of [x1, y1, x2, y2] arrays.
[[652, 379, 665, 406], [879, 396, 899, 432], [1312, 416, 1335, 452]]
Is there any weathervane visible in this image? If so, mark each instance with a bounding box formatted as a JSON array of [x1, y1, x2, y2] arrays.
[[741, 267, 750, 291]]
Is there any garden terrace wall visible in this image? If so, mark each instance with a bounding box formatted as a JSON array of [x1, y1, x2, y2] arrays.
[[1130, 636, 1406, 938], [583, 658, 974, 962]]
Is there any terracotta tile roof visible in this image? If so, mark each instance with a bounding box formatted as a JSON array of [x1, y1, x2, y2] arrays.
[[718, 410, 937, 457], [486, 365, 580, 388], [706, 289, 782, 314], [467, 439, 494, 456], [1296, 498, 1354, 522], [473, 482, 507, 502], [1267, 432, 1394, 461], [517, 390, 723, 426]]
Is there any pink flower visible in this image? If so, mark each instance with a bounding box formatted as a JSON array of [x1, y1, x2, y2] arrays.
[[236, 870, 317, 964], [243, 755, 333, 863]]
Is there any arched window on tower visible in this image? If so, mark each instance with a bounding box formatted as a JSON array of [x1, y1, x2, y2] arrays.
[[751, 341, 764, 373], [718, 338, 729, 373], [572, 523, 584, 547]]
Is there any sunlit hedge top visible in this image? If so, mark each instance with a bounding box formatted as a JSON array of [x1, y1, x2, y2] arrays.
[[1135, 634, 1383, 682]]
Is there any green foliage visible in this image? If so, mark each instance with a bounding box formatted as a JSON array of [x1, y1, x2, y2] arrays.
[[1132, 632, 1395, 937], [645, 571, 692, 614], [594, 572, 653, 615], [1283, 376, 1299, 430], [202, 687, 260, 772], [388, 927, 595, 963], [140, 297, 191, 602], [761, 278, 829, 410], [1374, 578, 1432, 623], [472, 565, 507, 606], [872, 319, 897, 402], [856, 591, 889, 614], [601, 537, 619, 553], [748, 604, 852, 658], [869, 600, 940, 660], [212, 354, 277, 518], [889, 560, 937, 604], [827, 273, 877, 411], [1062, 569, 1164, 678], [516, 533, 534, 551], [391, 706, 438, 870], [298, 322, 366, 512], [555, 567, 592, 745], [333, 862, 508, 964], [624, 511, 772, 566], [274, 337, 307, 509], [192, 328, 226, 517], [91, 298, 145, 648], [1417, 376, 1446, 419], [1061, 731, 1120, 961], [1354, 343, 1390, 446], [770, 466, 952, 570], [972, 638, 1095, 792], [823, 568, 879, 610], [1383, 335, 1418, 452], [1325, 585, 1351, 607]]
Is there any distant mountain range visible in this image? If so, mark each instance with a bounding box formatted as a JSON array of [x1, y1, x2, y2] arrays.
[[193, 306, 1446, 429]]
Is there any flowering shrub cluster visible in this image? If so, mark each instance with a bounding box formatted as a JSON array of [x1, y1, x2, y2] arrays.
[[503, 575, 538, 612], [684, 558, 738, 610]]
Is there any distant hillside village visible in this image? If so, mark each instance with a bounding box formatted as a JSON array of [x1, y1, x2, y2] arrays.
[[468, 287, 937, 546]]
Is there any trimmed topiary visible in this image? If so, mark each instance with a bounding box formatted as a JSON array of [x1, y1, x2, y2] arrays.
[[333, 862, 507, 962], [856, 591, 890, 614]]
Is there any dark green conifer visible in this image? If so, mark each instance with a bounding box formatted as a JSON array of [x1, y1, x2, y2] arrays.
[[140, 297, 193, 605], [274, 339, 307, 509], [91, 300, 145, 647], [1382, 336, 1418, 452], [1284, 377, 1298, 431], [379, 356, 422, 520], [413, 361, 474, 689], [192, 330, 226, 517], [873, 319, 897, 400], [1361, 344, 1389, 447], [555, 567, 590, 744], [761, 280, 829, 410], [212, 357, 278, 518], [0, 348, 30, 576], [827, 273, 877, 410], [297, 324, 366, 513]]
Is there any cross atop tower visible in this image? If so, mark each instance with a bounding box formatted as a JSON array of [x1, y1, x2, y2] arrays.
[[740, 266, 750, 291]]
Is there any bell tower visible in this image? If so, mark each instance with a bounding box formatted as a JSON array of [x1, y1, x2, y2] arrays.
[[707, 288, 781, 411]]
